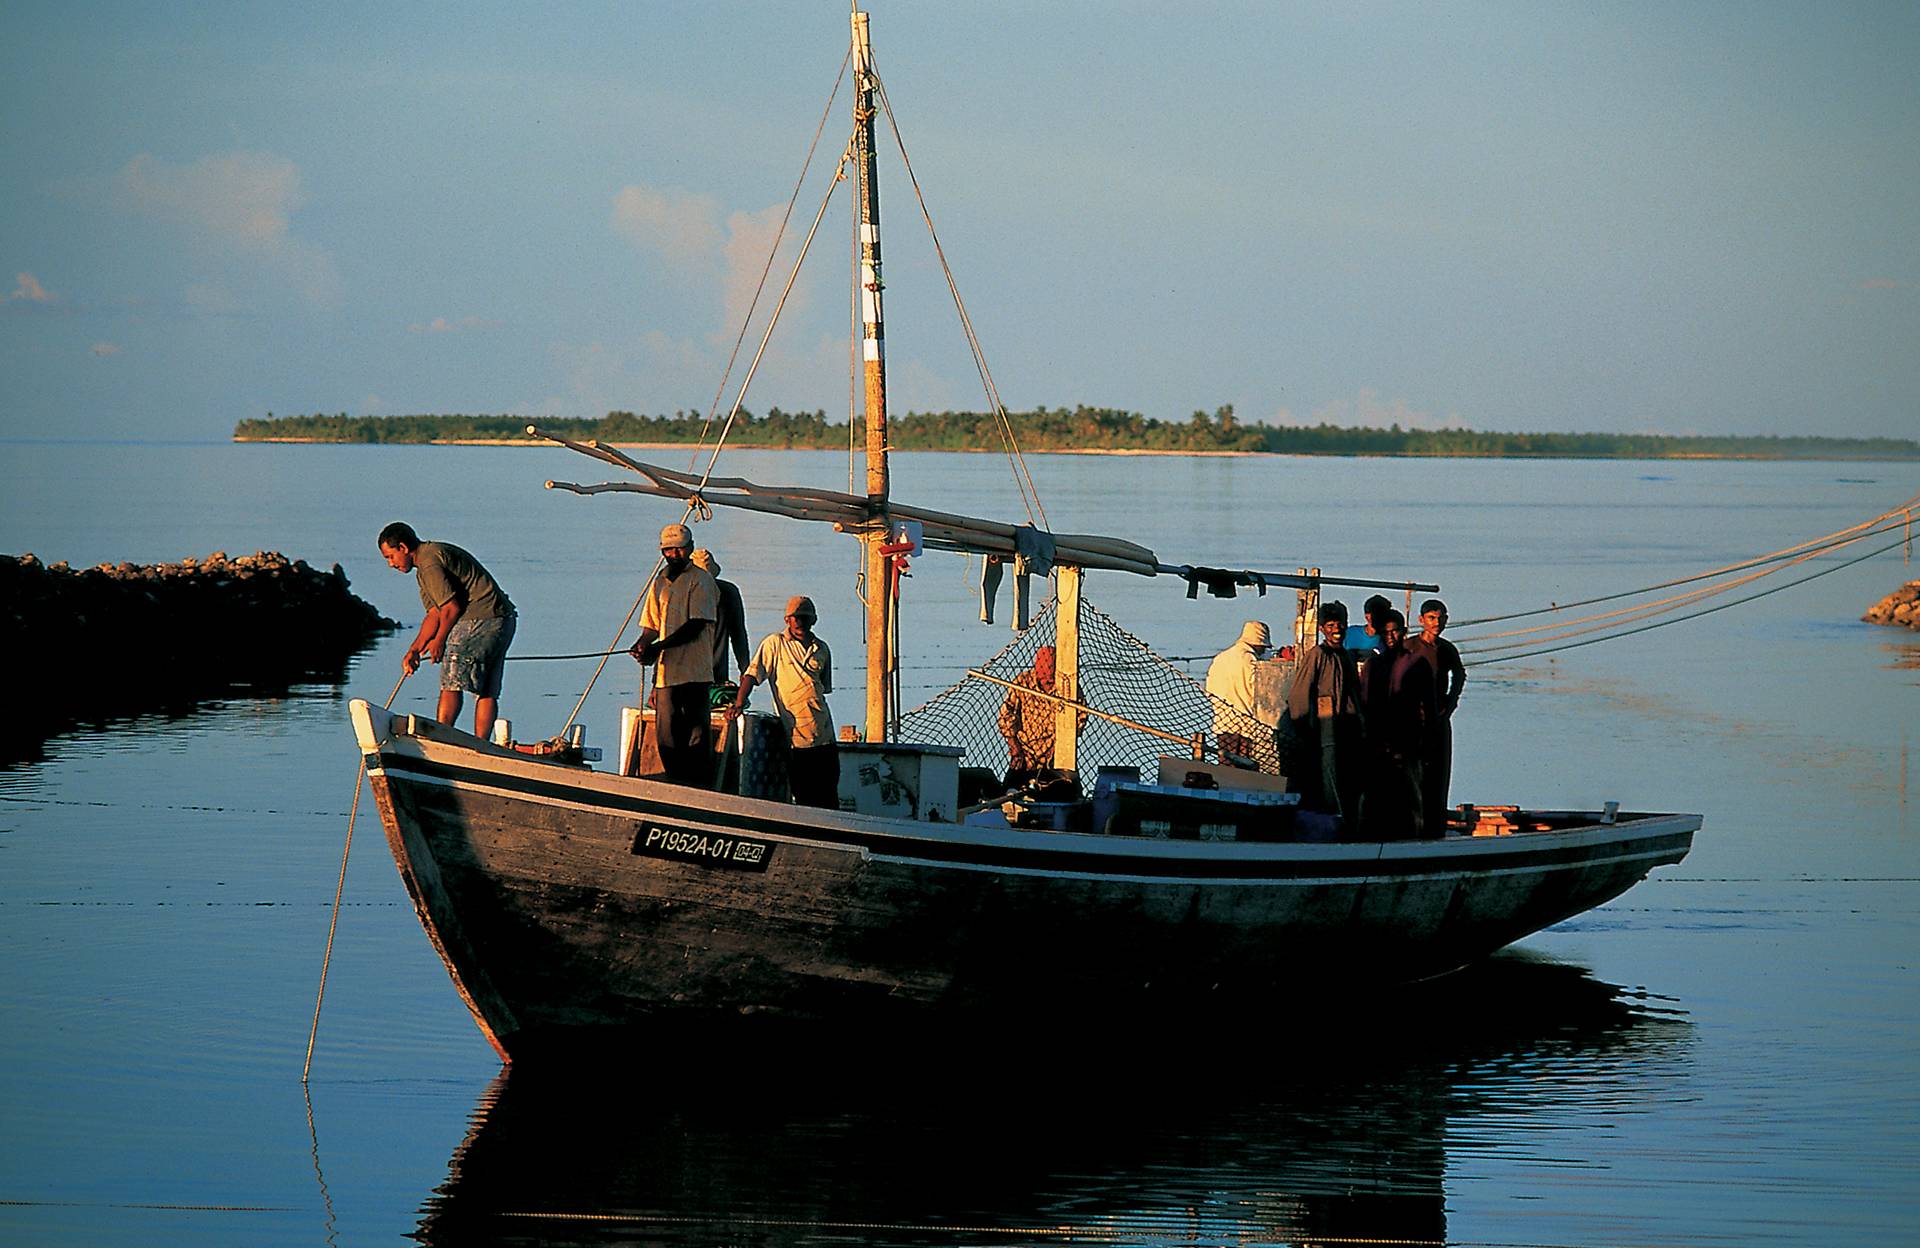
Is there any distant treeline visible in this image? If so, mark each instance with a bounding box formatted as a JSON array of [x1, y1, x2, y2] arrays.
[[233, 406, 1920, 460]]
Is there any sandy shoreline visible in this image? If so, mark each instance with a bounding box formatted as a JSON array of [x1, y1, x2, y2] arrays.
[[231, 438, 1911, 461]]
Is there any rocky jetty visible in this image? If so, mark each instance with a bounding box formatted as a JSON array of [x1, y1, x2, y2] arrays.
[[3, 550, 399, 759], [1864, 580, 1920, 632]]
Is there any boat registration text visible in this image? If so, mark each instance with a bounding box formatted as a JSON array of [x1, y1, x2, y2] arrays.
[[630, 823, 776, 872]]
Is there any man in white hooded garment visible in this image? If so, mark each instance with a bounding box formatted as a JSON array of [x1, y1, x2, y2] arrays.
[[1206, 620, 1271, 762]]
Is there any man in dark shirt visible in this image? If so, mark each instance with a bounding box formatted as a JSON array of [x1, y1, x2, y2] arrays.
[[1283, 602, 1364, 827], [1358, 609, 1436, 840], [379, 521, 517, 739], [691, 549, 750, 687], [1405, 598, 1467, 835]]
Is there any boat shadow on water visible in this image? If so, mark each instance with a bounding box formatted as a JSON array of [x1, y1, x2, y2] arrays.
[[409, 951, 1694, 1247]]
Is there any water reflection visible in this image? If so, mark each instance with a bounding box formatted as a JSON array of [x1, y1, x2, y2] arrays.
[[412, 953, 1692, 1246], [0, 679, 354, 768]]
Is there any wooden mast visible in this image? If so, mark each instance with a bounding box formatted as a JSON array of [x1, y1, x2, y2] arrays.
[[853, 9, 894, 743]]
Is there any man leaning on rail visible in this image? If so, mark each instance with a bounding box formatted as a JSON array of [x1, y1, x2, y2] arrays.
[[378, 521, 517, 740]]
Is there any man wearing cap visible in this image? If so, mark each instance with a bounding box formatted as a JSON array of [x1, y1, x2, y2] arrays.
[[1206, 620, 1272, 764], [690, 549, 750, 686], [630, 523, 721, 787], [1282, 601, 1363, 827], [378, 521, 516, 740], [727, 596, 838, 809]]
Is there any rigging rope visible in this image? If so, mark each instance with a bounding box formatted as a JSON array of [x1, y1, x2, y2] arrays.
[[691, 45, 851, 467], [692, 142, 853, 494], [1458, 518, 1912, 653], [868, 59, 1050, 531], [1453, 492, 1920, 631], [1461, 535, 1909, 665], [558, 103, 858, 731]]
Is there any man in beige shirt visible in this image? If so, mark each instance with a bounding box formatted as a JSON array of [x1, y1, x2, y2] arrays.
[[630, 523, 720, 787], [728, 595, 838, 809]]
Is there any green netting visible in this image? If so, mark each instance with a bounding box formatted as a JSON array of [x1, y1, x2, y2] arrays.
[[897, 595, 1286, 793]]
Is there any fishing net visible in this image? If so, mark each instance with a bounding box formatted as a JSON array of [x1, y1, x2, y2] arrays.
[[897, 595, 1287, 795]]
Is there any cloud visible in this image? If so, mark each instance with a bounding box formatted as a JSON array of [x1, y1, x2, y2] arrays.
[[8, 272, 53, 303], [115, 151, 342, 306], [611, 185, 725, 263], [184, 282, 244, 314], [611, 182, 813, 334], [408, 315, 503, 334], [91, 342, 122, 357], [1310, 388, 1455, 430], [718, 204, 797, 337], [119, 151, 301, 245]]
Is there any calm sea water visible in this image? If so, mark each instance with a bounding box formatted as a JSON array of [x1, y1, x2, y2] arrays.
[[1, 442, 1916, 1246]]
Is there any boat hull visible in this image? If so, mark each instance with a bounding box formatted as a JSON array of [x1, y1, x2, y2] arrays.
[[353, 702, 1695, 1058]]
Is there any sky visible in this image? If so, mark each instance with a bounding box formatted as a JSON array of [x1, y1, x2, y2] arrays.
[[2, 0, 1915, 443]]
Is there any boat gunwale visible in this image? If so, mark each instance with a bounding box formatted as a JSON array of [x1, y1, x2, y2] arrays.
[[351, 700, 1698, 881]]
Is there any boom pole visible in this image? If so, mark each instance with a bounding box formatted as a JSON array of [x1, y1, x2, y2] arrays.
[[853, 10, 894, 743]]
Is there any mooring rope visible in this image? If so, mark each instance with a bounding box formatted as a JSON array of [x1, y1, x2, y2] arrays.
[[302, 668, 407, 1083]]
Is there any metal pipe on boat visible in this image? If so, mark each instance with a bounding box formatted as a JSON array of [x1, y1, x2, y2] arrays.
[[1158, 564, 1440, 594]]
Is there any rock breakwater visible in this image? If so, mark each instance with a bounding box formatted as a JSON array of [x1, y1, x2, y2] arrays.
[[3, 550, 400, 760], [1864, 580, 1920, 632]]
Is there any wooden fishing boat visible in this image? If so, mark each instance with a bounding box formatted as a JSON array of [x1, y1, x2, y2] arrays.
[[352, 11, 1697, 1061], [354, 701, 1693, 1058]]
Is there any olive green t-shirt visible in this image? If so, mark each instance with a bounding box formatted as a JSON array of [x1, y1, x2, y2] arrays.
[[415, 542, 512, 621]]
